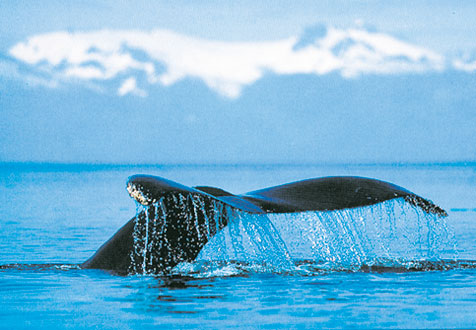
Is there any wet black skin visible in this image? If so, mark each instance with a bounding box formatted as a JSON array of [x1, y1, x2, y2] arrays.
[[81, 175, 447, 274]]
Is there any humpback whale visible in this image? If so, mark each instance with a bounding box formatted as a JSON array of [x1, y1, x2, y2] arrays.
[[81, 175, 447, 274]]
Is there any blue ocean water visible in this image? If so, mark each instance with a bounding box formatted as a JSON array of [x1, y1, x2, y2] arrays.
[[0, 163, 475, 329]]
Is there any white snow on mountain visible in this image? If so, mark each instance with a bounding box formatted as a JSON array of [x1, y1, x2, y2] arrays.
[[6, 26, 452, 98]]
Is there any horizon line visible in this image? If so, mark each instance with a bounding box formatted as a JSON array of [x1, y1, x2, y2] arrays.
[[1, 160, 475, 169]]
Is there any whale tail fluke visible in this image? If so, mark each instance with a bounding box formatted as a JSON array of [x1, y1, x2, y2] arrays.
[[82, 175, 447, 274], [127, 175, 448, 217]]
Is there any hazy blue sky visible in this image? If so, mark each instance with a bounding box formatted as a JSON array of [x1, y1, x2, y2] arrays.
[[1, 1, 475, 164]]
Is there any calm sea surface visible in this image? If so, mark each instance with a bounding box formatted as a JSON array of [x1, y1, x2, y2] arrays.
[[0, 163, 475, 329]]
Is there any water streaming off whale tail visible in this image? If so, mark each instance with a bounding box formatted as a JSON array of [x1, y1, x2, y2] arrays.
[[129, 192, 292, 276], [189, 210, 294, 276], [129, 195, 458, 276], [267, 198, 458, 273]]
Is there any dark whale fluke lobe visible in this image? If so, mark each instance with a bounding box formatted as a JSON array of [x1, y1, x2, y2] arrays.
[[81, 175, 447, 274], [242, 176, 447, 216]]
